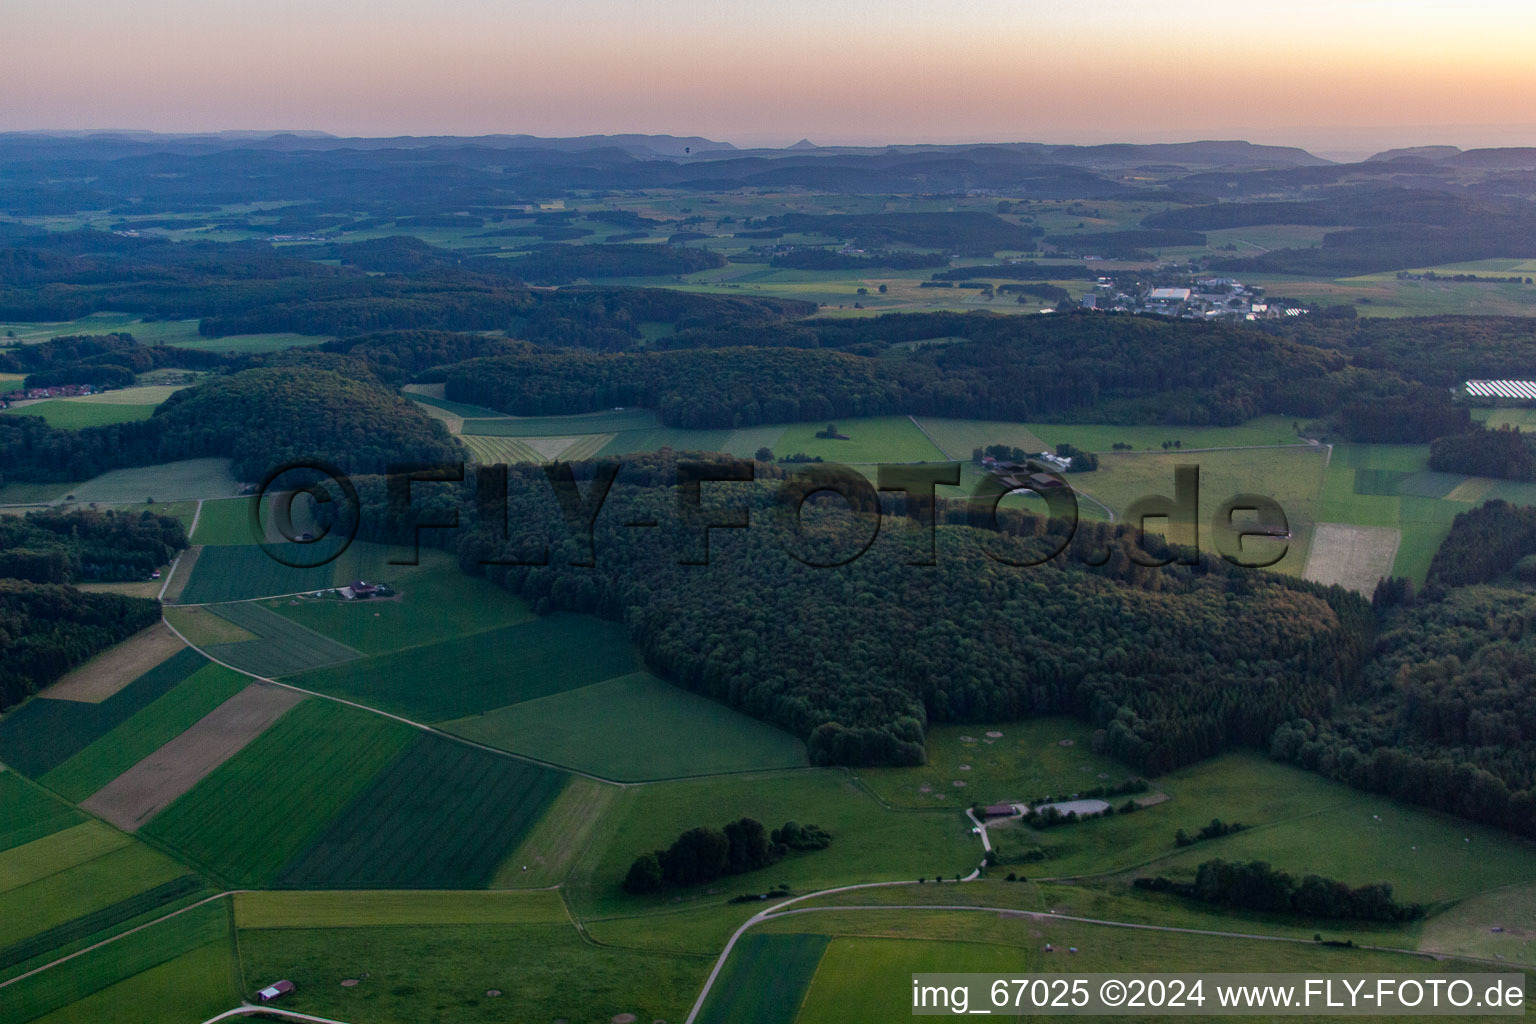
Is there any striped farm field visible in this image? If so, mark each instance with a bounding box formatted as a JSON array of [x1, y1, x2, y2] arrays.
[[175, 542, 343, 603], [0, 841, 192, 950], [40, 663, 250, 802], [460, 434, 544, 464], [0, 772, 83, 853], [141, 699, 416, 887], [188, 496, 258, 546], [0, 900, 235, 1024], [0, 822, 127, 897], [234, 888, 568, 928], [460, 408, 658, 435], [0, 648, 207, 778], [275, 734, 569, 888], [199, 601, 362, 676], [695, 932, 828, 1024], [291, 614, 638, 722]]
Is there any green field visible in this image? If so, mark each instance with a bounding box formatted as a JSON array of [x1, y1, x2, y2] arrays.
[[162, 605, 258, 646], [39, 663, 250, 802], [45, 458, 240, 505], [793, 936, 1028, 1024], [0, 772, 84, 853], [439, 671, 808, 781], [0, 311, 328, 352], [0, 822, 126, 898], [459, 433, 549, 463], [271, 551, 534, 655], [274, 733, 568, 889], [0, 900, 235, 1024], [1318, 443, 1465, 581], [291, 614, 639, 722], [142, 699, 416, 886], [859, 718, 1135, 810], [234, 889, 569, 928], [0, 648, 207, 777], [0, 399, 157, 429], [567, 769, 977, 919], [495, 776, 617, 888], [696, 932, 828, 1024], [188, 496, 258, 546], [772, 417, 946, 464], [199, 601, 363, 676], [236, 920, 706, 1024], [175, 538, 411, 604], [0, 842, 191, 951]]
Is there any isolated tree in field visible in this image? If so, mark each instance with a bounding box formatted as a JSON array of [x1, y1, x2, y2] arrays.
[[755, 446, 773, 462]]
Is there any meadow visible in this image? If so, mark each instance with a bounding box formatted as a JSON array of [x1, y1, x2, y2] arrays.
[[187, 496, 259, 546], [174, 540, 354, 603], [37, 458, 240, 506], [858, 717, 1133, 810], [1318, 443, 1465, 581], [0, 311, 328, 351], [772, 416, 946, 464], [198, 601, 363, 677], [0, 841, 191, 950], [438, 671, 809, 781], [274, 734, 569, 889], [459, 408, 659, 435], [290, 614, 638, 722], [141, 699, 415, 886], [236, 920, 707, 1024], [162, 605, 258, 646], [566, 768, 979, 919], [39, 663, 249, 802], [0, 648, 207, 777], [495, 776, 618, 888]]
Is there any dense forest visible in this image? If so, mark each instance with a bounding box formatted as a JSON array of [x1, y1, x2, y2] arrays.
[[332, 455, 1373, 775], [0, 364, 459, 483], [0, 582, 162, 711], [0, 510, 187, 584], [1428, 423, 1536, 480]]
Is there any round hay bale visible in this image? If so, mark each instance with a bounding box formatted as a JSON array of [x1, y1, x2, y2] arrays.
[[486, 989, 502, 997], [952, 780, 967, 787], [958, 764, 971, 771], [985, 730, 1004, 738], [613, 1015, 639, 1024], [340, 979, 359, 988]]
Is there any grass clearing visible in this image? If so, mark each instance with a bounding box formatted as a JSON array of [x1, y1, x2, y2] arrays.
[[495, 776, 618, 888], [275, 733, 569, 889], [696, 932, 827, 1024], [859, 717, 1134, 810], [141, 699, 415, 887], [440, 671, 808, 781], [773, 416, 946, 463], [50, 458, 242, 504], [292, 614, 638, 722], [40, 663, 249, 802], [0, 648, 206, 777], [235, 889, 569, 928], [0, 399, 157, 429], [199, 601, 362, 677]]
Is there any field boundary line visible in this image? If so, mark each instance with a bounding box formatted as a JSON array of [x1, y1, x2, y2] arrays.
[[908, 415, 953, 460]]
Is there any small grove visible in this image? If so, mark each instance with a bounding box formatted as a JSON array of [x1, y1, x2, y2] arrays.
[[1135, 859, 1425, 922], [622, 817, 832, 894]]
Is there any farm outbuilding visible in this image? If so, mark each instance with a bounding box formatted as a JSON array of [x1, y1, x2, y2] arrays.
[[257, 980, 295, 1002]]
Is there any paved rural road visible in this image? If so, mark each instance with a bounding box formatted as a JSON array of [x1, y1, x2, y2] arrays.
[[199, 1007, 355, 1024]]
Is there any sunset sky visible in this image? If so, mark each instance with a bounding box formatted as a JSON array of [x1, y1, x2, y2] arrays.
[[5, 0, 1534, 153]]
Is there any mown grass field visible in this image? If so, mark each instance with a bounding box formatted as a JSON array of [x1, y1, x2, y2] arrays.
[[0, 772, 83, 853], [0, 900, 236, 1024], [567, 769, 978, 919], [48, 458, 241, 505], [291, 614, 638, 722], [696, 932, 828, 1024], [234, 888, 569, 928], [162, 605, 258, 646], [460, 408, 659, 435], [773, 416, 945, 463], [200, 601, 362, 676], [859, 717, 1133, 810], [175, 538, 411, 603], [0, 822, 126, 897], [270, 551, 534, 655], [793, 936, 1027, 1024], [39, 663, 249, 802], [1318, 443, 1465, 581], [0, 648, 206, 777], [0, 399, 157, 429], [495, 776, 618, 888], [236, 920, 707, 1024], [142, 699, 416, 886], [439, 671, 808, 781], [188, 495, 258, 546], [275, 734, 569, 889]]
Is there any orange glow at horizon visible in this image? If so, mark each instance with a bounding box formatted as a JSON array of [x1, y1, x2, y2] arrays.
[[3, 0, 1535, 150]]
